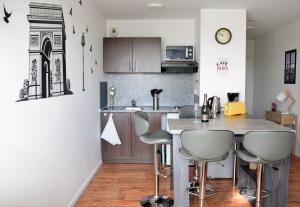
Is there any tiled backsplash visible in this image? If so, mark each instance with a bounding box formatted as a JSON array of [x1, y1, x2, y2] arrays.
[[106, 74, 194, 107]]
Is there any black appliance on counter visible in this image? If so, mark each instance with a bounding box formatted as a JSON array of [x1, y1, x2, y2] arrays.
[[161, 61, 198, 73], [100, 82, 107, 108]]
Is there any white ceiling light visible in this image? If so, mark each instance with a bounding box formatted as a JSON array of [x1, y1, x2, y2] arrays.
[[147, 3, 163, 9]]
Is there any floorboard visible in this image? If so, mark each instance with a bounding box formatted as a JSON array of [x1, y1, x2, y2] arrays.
[[76, 156, 300, 207]]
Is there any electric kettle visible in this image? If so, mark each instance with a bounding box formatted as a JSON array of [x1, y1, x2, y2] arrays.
[[208, 96, 221, 117]]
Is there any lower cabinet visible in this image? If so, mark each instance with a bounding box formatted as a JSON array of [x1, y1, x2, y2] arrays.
[[101, 112, 162, 163]]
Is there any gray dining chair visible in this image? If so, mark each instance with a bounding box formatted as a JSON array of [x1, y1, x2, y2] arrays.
[[180, 129, 234, 207], [133, 111, 173, 206], [237, 131, 295, 207]]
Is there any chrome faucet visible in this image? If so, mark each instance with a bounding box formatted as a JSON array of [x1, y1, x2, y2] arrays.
[[131, 99, 136, 107]]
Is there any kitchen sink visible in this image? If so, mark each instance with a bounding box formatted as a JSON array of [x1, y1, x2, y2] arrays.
[[123, 107, 144, 111]]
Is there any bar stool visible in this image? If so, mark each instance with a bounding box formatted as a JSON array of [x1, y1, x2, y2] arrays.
[[133, 111, 173, 207], [178, 105, 205, 195], [179, 129, 234, 207], [236, 131, 295, 207]]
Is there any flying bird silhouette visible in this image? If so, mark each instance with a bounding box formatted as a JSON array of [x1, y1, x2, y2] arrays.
[[69, 8, 72, 16], [79, 0, 82, 6], [3, 3, 12, 24], [73, 25, 75, 34], [90, 45, 92, 52], [86, 26, 88, 33], [91, 67, 93, 74], [95, 60, 98, 65]]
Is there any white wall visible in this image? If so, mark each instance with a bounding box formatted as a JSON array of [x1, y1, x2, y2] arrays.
[[254, 20, 300, 155], [193, 14, 201, 97], [246, 40, 255, 114], [199, 9, 247, 105], [0, 0, 106, 206]]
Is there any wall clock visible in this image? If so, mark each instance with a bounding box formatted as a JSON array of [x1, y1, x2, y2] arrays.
[[215, 28, 232, 44]]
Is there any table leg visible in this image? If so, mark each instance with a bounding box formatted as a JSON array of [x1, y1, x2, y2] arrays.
[[172, 134, 189, 207]]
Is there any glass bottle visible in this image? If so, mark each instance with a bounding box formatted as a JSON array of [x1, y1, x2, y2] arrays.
[[201, 93, 209, 122]]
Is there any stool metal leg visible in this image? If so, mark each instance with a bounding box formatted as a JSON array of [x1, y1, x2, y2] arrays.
[[256, 164, 263, 207], [141, 144, 174, 207], [188, 162, 216, 197], [154, 144, 160, 199], [188, 163, 200, 195], [195, 163, 199, 182], [199, 161, 207, 207], [233, 142, 237, 187]]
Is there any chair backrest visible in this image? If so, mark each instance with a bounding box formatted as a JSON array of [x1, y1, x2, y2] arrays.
[[243, 131, 295, 163], [180, 130, 234, 160], [179, 105, 201, 119], [133, 111, 149, 136]]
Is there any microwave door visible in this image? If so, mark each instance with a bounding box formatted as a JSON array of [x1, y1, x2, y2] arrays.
[[166, 47, 185, 60]]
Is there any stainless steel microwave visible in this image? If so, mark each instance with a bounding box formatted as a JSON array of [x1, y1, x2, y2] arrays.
[[165, 46, 194, 61]]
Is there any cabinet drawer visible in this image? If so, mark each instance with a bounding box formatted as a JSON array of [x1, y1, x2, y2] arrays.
[[266, 112, 281, 124], [265, 111, 297, 126], [281, 116, 296, 125], [101, 112, 132, 162]]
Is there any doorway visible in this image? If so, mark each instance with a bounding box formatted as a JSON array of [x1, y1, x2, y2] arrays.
[[41, 38, 52, 98]]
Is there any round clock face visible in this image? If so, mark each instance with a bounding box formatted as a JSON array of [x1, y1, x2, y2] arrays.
[[215, 28, 232, 44]]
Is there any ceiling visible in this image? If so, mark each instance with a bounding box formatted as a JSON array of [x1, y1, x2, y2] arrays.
[[91, 0, 300, 38]]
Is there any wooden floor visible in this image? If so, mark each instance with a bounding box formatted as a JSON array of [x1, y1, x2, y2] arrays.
[[76, 156, 300, 207]]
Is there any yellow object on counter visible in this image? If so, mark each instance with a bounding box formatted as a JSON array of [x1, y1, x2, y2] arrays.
[[224, 102, 246, 116]]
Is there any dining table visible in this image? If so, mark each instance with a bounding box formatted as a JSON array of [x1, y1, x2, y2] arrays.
[[167, 114, 295, 207]]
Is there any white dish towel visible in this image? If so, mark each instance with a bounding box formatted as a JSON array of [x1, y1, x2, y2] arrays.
[[101, 113, 121, 145]]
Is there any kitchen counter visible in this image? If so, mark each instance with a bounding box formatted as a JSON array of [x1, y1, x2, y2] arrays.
[[99, 106, 179, 113]]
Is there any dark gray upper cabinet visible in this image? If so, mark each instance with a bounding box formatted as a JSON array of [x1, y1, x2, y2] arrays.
[[132, 38, 161, 73], [103, 37, 161, 73], [103, 37, 132, 73]]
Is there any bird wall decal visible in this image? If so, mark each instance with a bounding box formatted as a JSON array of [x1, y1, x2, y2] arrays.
[[3, 3, 12, 24], [79, 0, 82, 6], [91, 67, 94, 74], [73, 25, 75, 34], [90, 45, 92, 52], [69, 8, 72, 16], [86, 26, 88, 33]]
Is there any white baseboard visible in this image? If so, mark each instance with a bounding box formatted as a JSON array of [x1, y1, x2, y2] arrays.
[[67, 160, 103, 207]]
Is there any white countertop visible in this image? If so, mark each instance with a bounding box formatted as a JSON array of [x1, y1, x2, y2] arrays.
[[168, 115, 295, 135], [99, 106, 179, 113]]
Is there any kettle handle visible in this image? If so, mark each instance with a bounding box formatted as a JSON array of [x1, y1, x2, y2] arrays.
[[207, 97, 213, 109]]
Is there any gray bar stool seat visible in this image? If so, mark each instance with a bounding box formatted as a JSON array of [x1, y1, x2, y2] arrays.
[[133, 111, 173, 207], [179, 129, 234, 207], [139, 130, 172, 145], [236, 131, 295, 207]]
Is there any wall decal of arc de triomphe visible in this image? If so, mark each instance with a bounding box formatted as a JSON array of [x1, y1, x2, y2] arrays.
[[18, 2, 73, 102]]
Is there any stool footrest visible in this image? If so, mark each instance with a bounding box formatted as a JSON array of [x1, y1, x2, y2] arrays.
[[240, 188, 270, 199], [187, 183, 216, 197], [157, 171, 169, 179]]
